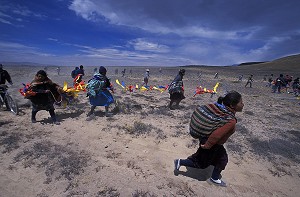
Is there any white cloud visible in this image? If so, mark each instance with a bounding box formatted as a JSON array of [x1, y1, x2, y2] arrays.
[[0, 41, 55, 57], [0, 18, 12, 25], [128, 38, 170, 53], [48, 38, 59, 42], [69, 0, 100, 22]]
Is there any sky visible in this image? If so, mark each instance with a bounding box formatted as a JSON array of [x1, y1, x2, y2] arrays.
[[0, 0, 300, 67]]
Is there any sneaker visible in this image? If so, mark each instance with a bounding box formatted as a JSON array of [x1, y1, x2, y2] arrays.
[[174, 159, 180, 171], [209, 178, 227, 187]]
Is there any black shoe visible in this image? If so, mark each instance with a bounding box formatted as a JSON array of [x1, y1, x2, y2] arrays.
[[31, 119, 37, 123], [53, 121, 60, 125], [87, 111, 94, 117]]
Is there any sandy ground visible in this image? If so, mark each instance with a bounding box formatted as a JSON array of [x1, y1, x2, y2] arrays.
[[0, 65, 299, 197]]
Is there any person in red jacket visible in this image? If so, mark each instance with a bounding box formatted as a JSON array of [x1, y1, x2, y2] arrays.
[[174, 91, 244, 187]]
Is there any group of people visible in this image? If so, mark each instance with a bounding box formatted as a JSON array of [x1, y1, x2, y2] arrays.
[[242, 73, 300, 96], [1, 63, 246, 187], [266, 73, 300, 95], [71, 65, 85, 79]]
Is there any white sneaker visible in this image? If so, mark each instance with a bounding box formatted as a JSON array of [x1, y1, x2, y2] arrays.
[[210, 178, 227, 187], [174, 159, 180, 171]]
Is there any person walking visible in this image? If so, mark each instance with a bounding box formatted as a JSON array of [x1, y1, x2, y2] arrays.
[[273, 74, 286, 93], [245, 74, 253, 88], [168, 69, 185, 109], [174, 91, 244, 187]]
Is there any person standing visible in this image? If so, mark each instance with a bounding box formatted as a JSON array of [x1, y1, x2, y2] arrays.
[[238, 74, 243, 81], [174, 91, 244, 187], [292, 77, 299, 96], [121, 69, 126, 77], [77, 65, 85, 76], [245, 74, 253, 88], [142, 69, 150, 86], [214, 72, 219, 79], [0, 64, 13, 110], [267, 74, 273, 87], [27, 70, 62, 124], [71, 67, 79, 79], [168, 69, 185, 110], [56, 67, 61, 75]]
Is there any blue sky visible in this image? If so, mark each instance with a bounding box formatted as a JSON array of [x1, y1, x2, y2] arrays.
[[1, 0, 300, 66]]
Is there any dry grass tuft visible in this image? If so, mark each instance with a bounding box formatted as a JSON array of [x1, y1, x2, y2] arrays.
[[13, 141, 90, 185], [132, 190, 157, 197], [0, 131, 22, 153]]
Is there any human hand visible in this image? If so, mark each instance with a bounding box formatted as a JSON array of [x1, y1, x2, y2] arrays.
[[200, 144, 208, 149]]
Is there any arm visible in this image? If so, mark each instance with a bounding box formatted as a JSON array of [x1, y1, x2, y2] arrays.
[[201, 119, 236, 149], [5, 71, 13, 84]]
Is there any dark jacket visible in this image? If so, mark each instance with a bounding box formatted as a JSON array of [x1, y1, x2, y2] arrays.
[[0, 69, 12, 84], [29, 78, 61, 110]]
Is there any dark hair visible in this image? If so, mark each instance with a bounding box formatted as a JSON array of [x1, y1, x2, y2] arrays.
[[217, 91, 242, 107], [99, 66, 107, 74], [179, 69, 185, 75], [37, 70, 47, 77]]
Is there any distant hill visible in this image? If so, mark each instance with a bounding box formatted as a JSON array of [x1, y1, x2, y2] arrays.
[[238, 61, 267, 66], [237, 54, 300, 72], [1, 62, 58, 67]]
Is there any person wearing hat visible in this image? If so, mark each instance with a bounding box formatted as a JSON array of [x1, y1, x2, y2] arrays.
[[0, 64, 13, 110], [28, 70, 63, 124], [142, 69, 150, 86], [87, 66, 114, 117], [168, 69, 186, 109]]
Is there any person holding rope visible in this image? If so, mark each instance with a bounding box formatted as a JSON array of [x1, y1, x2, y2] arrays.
[[28, 70, 63, 124], [86, 66, 114, 117]]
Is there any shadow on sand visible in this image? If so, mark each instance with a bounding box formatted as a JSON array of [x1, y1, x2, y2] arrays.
[[174, 166, 214, 181]]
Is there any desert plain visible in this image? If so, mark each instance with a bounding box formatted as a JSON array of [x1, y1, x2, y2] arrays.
[[0, 57, 300, 197]]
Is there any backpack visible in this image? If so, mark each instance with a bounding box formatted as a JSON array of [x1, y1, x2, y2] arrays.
[[189, 103, 236, 139], [86, 74, 106, 97], [168, 81, 183, 94]]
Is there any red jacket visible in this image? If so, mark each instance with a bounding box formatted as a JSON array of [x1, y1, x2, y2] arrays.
[[202, 115, 237, 149]]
